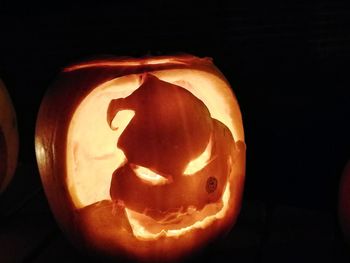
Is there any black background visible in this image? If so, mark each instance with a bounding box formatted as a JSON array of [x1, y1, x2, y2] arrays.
[[0, 1, 350, 262]]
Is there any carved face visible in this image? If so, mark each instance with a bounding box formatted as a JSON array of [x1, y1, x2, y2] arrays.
[[108, 74, 234, 215], [35, 55, 246, 262]]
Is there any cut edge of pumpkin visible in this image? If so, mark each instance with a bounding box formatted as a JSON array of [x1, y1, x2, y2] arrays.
[[66, 67, 244, 240], [124, 175, 231, 240], [66, 69, 243, 209]]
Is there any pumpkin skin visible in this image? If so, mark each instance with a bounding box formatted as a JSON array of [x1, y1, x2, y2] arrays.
[[0, 79, 18, 193], [35, 55, 246, 262], [339, 160, 350, 243]]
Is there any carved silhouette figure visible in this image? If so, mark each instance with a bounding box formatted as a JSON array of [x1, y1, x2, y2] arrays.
[[107, 74, 235, 214]]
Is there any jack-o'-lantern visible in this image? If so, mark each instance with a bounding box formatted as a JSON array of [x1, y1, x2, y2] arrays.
[[0, 79, 18, 193], [35, 55, 246, 262], [339, 160, 350, 243]]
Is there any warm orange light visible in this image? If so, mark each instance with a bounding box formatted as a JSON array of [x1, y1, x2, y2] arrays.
[[125, 181, 230, 240], [132, 165, 172, 186], [63, 55, 208, 72], [35, 55, 246, 262], [184, 135, 213, 175]]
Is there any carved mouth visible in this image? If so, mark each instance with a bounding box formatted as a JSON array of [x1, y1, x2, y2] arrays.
[[123, 181, 230, 240]]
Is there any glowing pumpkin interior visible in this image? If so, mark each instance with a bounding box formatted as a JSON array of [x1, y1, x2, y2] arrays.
[[66, 66, 244, 241]]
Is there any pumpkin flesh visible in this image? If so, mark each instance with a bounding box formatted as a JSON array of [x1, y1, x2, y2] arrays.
[[36, 56, 246, 262]]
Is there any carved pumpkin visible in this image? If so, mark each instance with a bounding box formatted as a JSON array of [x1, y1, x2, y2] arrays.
[[0, 79, 18, 193], [35, 55, 246, 262], [339, 160, 350, 243]]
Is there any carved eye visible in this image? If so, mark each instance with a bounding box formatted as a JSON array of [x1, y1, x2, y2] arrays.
[[132, 164, 172, 186], [183, 136, 213, 175]]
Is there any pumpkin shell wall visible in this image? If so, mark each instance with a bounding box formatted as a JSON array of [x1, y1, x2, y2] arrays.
[[0, 79, 18, 193], [35, 55, 246, 262]]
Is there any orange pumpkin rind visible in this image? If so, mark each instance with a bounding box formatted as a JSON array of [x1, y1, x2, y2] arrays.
[[35, 55, 246, 262]]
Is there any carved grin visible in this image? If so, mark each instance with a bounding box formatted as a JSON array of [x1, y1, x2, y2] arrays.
[[108, 74, 234, 215]]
